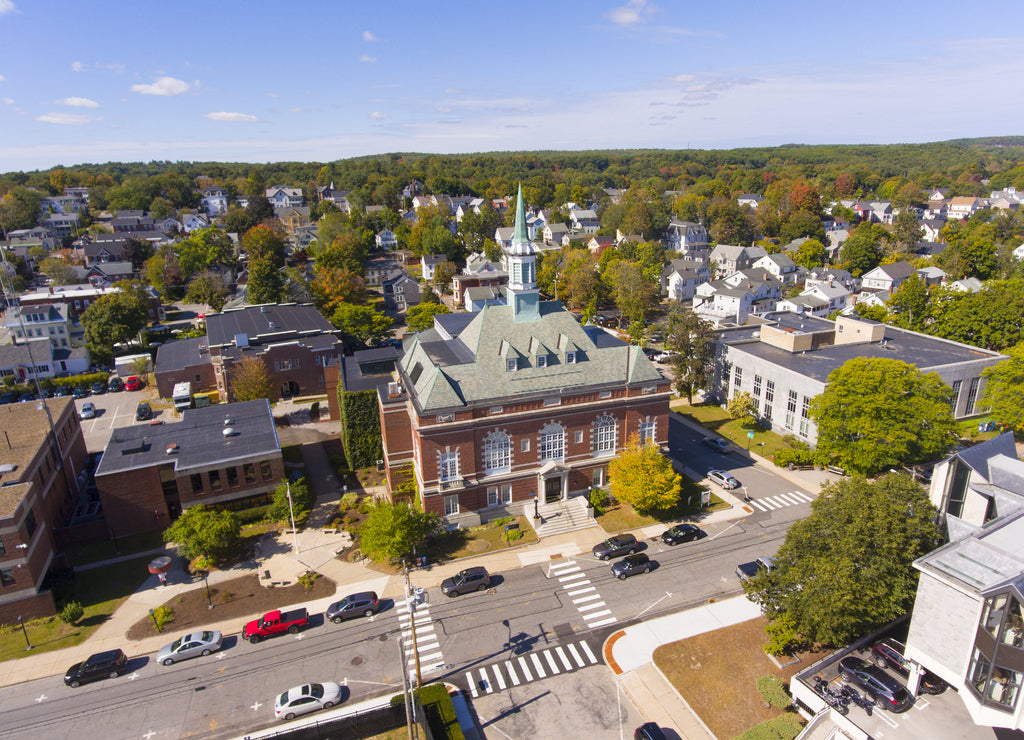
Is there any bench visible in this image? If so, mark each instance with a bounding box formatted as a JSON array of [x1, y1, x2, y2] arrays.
[[263, 569, 271, 580], [826, 465, 847, 476]]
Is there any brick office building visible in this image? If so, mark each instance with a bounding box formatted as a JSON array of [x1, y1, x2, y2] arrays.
[[94, 400, 284, 535], [205, 304, 343, 401], [379, 187, 672, 526], [0, 399, 88, 623]]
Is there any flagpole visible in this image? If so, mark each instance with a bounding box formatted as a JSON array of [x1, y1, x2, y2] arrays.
[[286, 482, 299, 555]]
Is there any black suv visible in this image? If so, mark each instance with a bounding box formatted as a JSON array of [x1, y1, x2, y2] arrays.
[[662, 523, 702, 546], [135, 402, 152, 421], [611, 553, 652, 580], [326, 591, 380, 623], [871, 638, 947, 694], [592, 534, 639, 560], [441, 566, 490, 597], [838, 656, 913, 712], [64, 649, 128, 687]]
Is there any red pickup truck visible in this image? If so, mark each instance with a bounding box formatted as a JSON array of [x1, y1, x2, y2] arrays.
[[243, 608, 309, 644]]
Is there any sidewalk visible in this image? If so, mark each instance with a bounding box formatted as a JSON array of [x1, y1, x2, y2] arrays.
[[604, 595, 764, 738]]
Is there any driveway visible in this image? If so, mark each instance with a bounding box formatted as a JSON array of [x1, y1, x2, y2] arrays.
[[74, 388, 165, 452]]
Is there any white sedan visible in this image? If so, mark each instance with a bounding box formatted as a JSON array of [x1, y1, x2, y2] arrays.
[[274, 682, 344, 720], [79, 402, 96, 419], [708, 469, 740, 490]]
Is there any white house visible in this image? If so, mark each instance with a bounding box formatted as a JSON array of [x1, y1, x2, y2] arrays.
[[265, 187, 303, 208], [861, 261, 916, 293], [375, 228, 398, 251]]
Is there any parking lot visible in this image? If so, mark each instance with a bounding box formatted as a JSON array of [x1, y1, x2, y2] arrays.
[[72, 386, 167, 452]]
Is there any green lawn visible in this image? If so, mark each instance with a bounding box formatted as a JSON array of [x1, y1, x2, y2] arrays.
[[63, 531, 165, 566], [595, 478, 729, 532], [423, 516, 538, 562], [671, 399, 796, 460], [0, 556, 154, 662]]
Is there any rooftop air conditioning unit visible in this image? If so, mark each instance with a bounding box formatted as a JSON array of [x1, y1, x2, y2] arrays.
[[223, 427, 235, 437]]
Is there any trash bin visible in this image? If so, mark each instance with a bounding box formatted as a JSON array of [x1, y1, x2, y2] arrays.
[[419, 555, 427, 568]]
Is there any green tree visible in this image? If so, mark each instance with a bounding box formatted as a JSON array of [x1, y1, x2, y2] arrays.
[[665, 306, 715, 403], [246, 256, 284, 304], [39, 256, 77, 285], [162, 506, 242, 563], [406, 303, 450, 332], [792, 238, 827, 269], [891, 209, 924, 254], [178, 228, 234, 278], [184, 271, 230, 312], [887, 275, 929, 330], [981, 344, 1024, 432], [330, 303, 393, 344], [358, 501, 439, 562], [311, 265, 367, 315], [266, 479, 312, 523], [603, 260, 658, 325], [810, 358, 957, 474], [229, 356, 277, 402], [242, 224, 287, 267], [81, 284, 150, 366], [727, 391, 759, 427], [431, 261, 459, 292], [840, 223, 885, 276], [607, 435, 682, 514], [744, 474, 939, 646]]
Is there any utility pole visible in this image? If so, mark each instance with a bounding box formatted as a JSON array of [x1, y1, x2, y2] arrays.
[[404, 564, 422, 688]]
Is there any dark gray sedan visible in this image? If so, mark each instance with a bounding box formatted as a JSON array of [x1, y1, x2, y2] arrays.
[[156, 630, 223, 666]]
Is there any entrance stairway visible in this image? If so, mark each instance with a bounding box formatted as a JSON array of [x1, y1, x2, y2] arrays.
[[530, 496, 598, 538]]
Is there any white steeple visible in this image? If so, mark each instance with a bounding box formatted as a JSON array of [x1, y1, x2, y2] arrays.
[[506, 184, 540, 322]]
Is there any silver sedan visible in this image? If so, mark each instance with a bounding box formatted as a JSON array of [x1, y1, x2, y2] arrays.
[[274, 682, 344, 720], [156, 630, 223, 666]]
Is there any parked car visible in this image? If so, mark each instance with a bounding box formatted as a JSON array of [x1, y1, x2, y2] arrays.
[[735, 556, 776, 582], [72, 386, 88, 399], [107, 376, 123, 392], [326, 592, 380, 623], [64, 648, 128, 687], [654, 351, 675, 362], [90, 380, 106, 395], [135, 402, 152, 421], [156, 631, 223, 666], [592, 533, 639, 560], [634, 722, 668, 740], [871, 638, 947, 694], [441, 566, 491, 597], [124, 376, 144, 391], [0, 392, 16, 405], [702, 437, 729, 453], [274, 681, 343, 720], [243, 608, 309, 644], [611, 553, 652, 580], [838, 656, 913, 712], [79, 402, 96, 419], [707, 470, 739, 489], [662, 523, 702, 545], [52, 385, 70, 397]]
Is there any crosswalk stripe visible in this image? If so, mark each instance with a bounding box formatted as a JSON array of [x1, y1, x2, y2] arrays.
[[479, 668, 493, 694], [583, 608, 612, 620], [494, 665, 507, 690], [567, 585, 596, 596], [567, 643, 585, 667], [555, 647, 573, 671], [466, 672, 478, 698], [587, 616, 618, 628], [580, 641, 598, 664], [749, 499, 768, 511], [549, 561, 578, 573], [789, 490, 813, 502], [559, 572, 587, 583], [769, 495, 792, 507], [544, 650, 560, 674], [505, 660, 520, 686], [530, 652, 545, 678], [518, 656, 534, 681], [756, 497, 778, 510], [578, 601, 608, 612], [778, 492, 803, 505], [572, 593, 602, 604]]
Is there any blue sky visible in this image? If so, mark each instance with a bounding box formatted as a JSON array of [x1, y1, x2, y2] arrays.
[[2, 0, 1023, 172]]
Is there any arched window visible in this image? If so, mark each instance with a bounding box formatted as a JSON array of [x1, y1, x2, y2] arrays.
[[593, 414, 617, 457], [539, 423, 565, 461], [483, 431, 511, 474]]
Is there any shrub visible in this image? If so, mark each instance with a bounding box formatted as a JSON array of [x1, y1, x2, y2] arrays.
[[152, 606, 174, 632], [589, 488, 608, 513], [764, 614, 807, 656], [502, 528, 524, 543], [491, 517, 513, 527], [310, 401, 320, 420], [58, 601, 84, 625], [234, 505, 271, 525], [357, 502, 372, 515], [192, 554, 214, 572], [298, 571, 320, 590], [773, 448, 818, 468], [340, 492, 360, 510], [343, 514, 357, 525], [756, 675, 792, 709]]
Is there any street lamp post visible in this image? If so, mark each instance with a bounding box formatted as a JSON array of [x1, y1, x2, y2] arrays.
[[285, 482, 299, 555], [204, 572, 213, 610], [16, 616, 32, 651]]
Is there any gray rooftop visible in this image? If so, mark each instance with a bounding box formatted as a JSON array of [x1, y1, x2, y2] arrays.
[[95, 400, 280, 476], [341, 347, 401, 394], [205, 304, 336, 348], [155, 337, 211, 374]]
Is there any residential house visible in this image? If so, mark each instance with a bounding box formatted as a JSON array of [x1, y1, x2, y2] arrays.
[[708, 244, 767, 275], [543, 223, 570, 246], [95, 400, 285, 535], [111, 212, 157, 235], [916, 266, 946, 286], [861, 261, 916, 293], [753, 253, 800, 284], [422, 254, 449, 282], [40, 212, 80, 239], [294, 224, 318, 249], [375, 228, 398, 251], [776, 283, 851, 317], [464, 285, 507, 311], [716, 313, 1004, 444], [451, 256, 508, 307], [379, 188, 671, 526], [805, 267, 859, 293], [402, 180, 426, 198], [73, 261, 135, 286], [266, 187, 303, 208], [182, 213, 210, 233], [4, 305, 71, 350], [661, 257, 710, 294], [666, 268, 707, 302], [19, 284, 162, 323], [39, 194, 88, 216], [948, 197, 982, 221], [693, 271, 781, 323], [316, 184, 352, 213], [205, 304, 343, 400], [921, 219, 947, 242], [382, 273, 423, 312], [200, 186, 229, 216], [587, 236, 616, 254], [274, 206, 310, 237], [664, 219, 709, 256], [951, 277, 985, 293], [364, 255, 404, 286], [495, 226, 515, 250], [0, 339, 88, 382], [569, 209, 599, 234], [1013, 243, 1024, 261], [737, 193, 763, 209], [0, 399, 89, 623]]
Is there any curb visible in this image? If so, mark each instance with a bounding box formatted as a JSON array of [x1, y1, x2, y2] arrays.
[[603, 629, 628, 674]]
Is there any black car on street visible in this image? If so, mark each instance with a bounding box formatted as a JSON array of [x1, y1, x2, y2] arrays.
[[326, 591, 380, 622], [64, 649, 128, 687], [662, 523, 702, 545]]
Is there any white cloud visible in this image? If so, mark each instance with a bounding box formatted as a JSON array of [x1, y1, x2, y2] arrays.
[[131, 76, 190, 96], [204, 111, 258, 122], [3, 97, 13, 104], [0, 1, 16, 17], [37, 112, 98, 125], [369, 111, 386, 120], [670, 74, 695, 83], [607, 0, 654, 27], [56, 97, 100, 108], [360, 55, 377, 63], [71, 61, 83, 73], [363, 30, 376, 42]]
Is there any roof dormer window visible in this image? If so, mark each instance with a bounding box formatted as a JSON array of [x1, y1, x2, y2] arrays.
[[506, 358, 518, 372], [565, 351, 576, 365], [537, 354, 548, 368]]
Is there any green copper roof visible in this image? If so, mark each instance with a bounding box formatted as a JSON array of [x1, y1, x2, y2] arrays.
[[513, 183, 529, 244]]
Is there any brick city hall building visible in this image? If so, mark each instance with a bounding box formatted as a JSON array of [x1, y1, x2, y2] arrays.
[[380, 187, 671, 526]]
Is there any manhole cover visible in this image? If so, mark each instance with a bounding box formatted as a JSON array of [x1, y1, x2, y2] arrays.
[[351, 656, 364, 666], [379, 634, 388, 642]]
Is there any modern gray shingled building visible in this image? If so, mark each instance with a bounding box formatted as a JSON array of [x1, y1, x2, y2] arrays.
[[379, 186, 671, 526]]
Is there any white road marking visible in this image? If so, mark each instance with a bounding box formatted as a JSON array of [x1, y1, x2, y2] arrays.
[[34, 694, 46, 703], [494, 665, 506, 690], [466, 673, 478, 698], [572, 593, 602, 604], [251, 701, 262, 711], [544, 650, 560, 674], [582, 608, 612, 620], [505, 661, 520, 685], [517, 656, 533, 681], [530, 652, 545, 678], [567, 643, 585, 667], [587, 616, 618, 628], [580, 642, 598, 663], [555, 647, 573, 671]]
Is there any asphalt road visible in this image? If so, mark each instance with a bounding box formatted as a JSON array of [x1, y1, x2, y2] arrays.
[[0, 417, 816, 739]]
